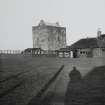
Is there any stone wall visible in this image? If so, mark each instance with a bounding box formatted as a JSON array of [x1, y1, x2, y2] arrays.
[[93, 48, 105, 57], [32, 26, 49, 50]]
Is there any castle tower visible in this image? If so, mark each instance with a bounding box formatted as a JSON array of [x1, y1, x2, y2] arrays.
[[32, 20, 66, 50]]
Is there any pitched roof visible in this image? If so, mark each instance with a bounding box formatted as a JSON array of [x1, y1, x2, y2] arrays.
[[57, 48, 70, 52], [70, 38, 99, 49], [100, 34, 105, 38], [24, 48, 42, 52]]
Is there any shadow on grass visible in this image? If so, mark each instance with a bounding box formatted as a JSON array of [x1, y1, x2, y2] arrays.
[[64, 66, 105, 105], [26, 66, 105, 105]]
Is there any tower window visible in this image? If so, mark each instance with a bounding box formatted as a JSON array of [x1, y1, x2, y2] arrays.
[[58, 36, 60, 41], [61, 30, 66, 34]]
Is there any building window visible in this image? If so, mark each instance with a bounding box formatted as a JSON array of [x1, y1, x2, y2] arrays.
[[102, 49, 105, 51], [80, 51, 88, 54], [80, 51, 82, 54], [61, 30, 66, 34], [53, 30, 57, 34], [86, 52, 88, 54]]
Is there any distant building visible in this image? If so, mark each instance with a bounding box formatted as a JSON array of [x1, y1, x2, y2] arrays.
[[23, 48, 43, 55], [22, 48, 58, 56], [69, 30, 105, 58], [56, 47, 71, 57], [32, 20, 66, 51]]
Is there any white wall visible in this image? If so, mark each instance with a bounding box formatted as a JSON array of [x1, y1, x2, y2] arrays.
[[77, 48, 92, 58], [93, 48, 101, 57]]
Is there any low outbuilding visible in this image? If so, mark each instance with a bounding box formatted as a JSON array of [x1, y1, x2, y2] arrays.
[[69, 34, 105, 58]]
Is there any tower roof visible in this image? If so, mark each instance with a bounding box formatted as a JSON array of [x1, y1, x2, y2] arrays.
[[39, 20, 60, 27]]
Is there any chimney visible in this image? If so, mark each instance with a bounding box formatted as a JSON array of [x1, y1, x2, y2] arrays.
[[97, 28, 102, 38]]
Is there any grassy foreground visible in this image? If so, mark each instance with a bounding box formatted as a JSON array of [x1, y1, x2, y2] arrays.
[[64, 66, 105, 105], [0, 54, 105, 105]]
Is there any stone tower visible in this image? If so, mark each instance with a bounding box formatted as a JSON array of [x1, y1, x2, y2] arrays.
[[32, 20, 66, 50]]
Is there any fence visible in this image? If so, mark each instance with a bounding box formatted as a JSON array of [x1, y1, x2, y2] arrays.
[[0, 49, 71, 58], [0, 50, 23, 54], [0, 50, 58, 57]]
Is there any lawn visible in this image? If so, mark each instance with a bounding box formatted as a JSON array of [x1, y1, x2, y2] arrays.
[[0, 54, 105, 105], [0, 55, 64, 105]]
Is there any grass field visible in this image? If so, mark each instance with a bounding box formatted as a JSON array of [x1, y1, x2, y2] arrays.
[[0, 54, 105, 105]]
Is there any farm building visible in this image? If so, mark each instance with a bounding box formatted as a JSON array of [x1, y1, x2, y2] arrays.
[[69, 31, 105, 58], [23, 48, 42, 55], [23, 48, 58, 56], [23, 47, 71, 57], [56, 48, 71, 57]]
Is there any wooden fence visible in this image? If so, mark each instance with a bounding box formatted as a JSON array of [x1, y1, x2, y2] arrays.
[[0, 50, 22, 54]]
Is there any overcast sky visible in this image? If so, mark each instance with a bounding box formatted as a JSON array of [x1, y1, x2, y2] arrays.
[[0, 0, 105, 50]]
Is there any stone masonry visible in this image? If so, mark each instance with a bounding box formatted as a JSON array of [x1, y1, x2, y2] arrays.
[[32, 20, 66, 51]]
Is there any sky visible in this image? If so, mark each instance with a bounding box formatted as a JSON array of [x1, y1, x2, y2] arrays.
[[0, 0, 105, 50]]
